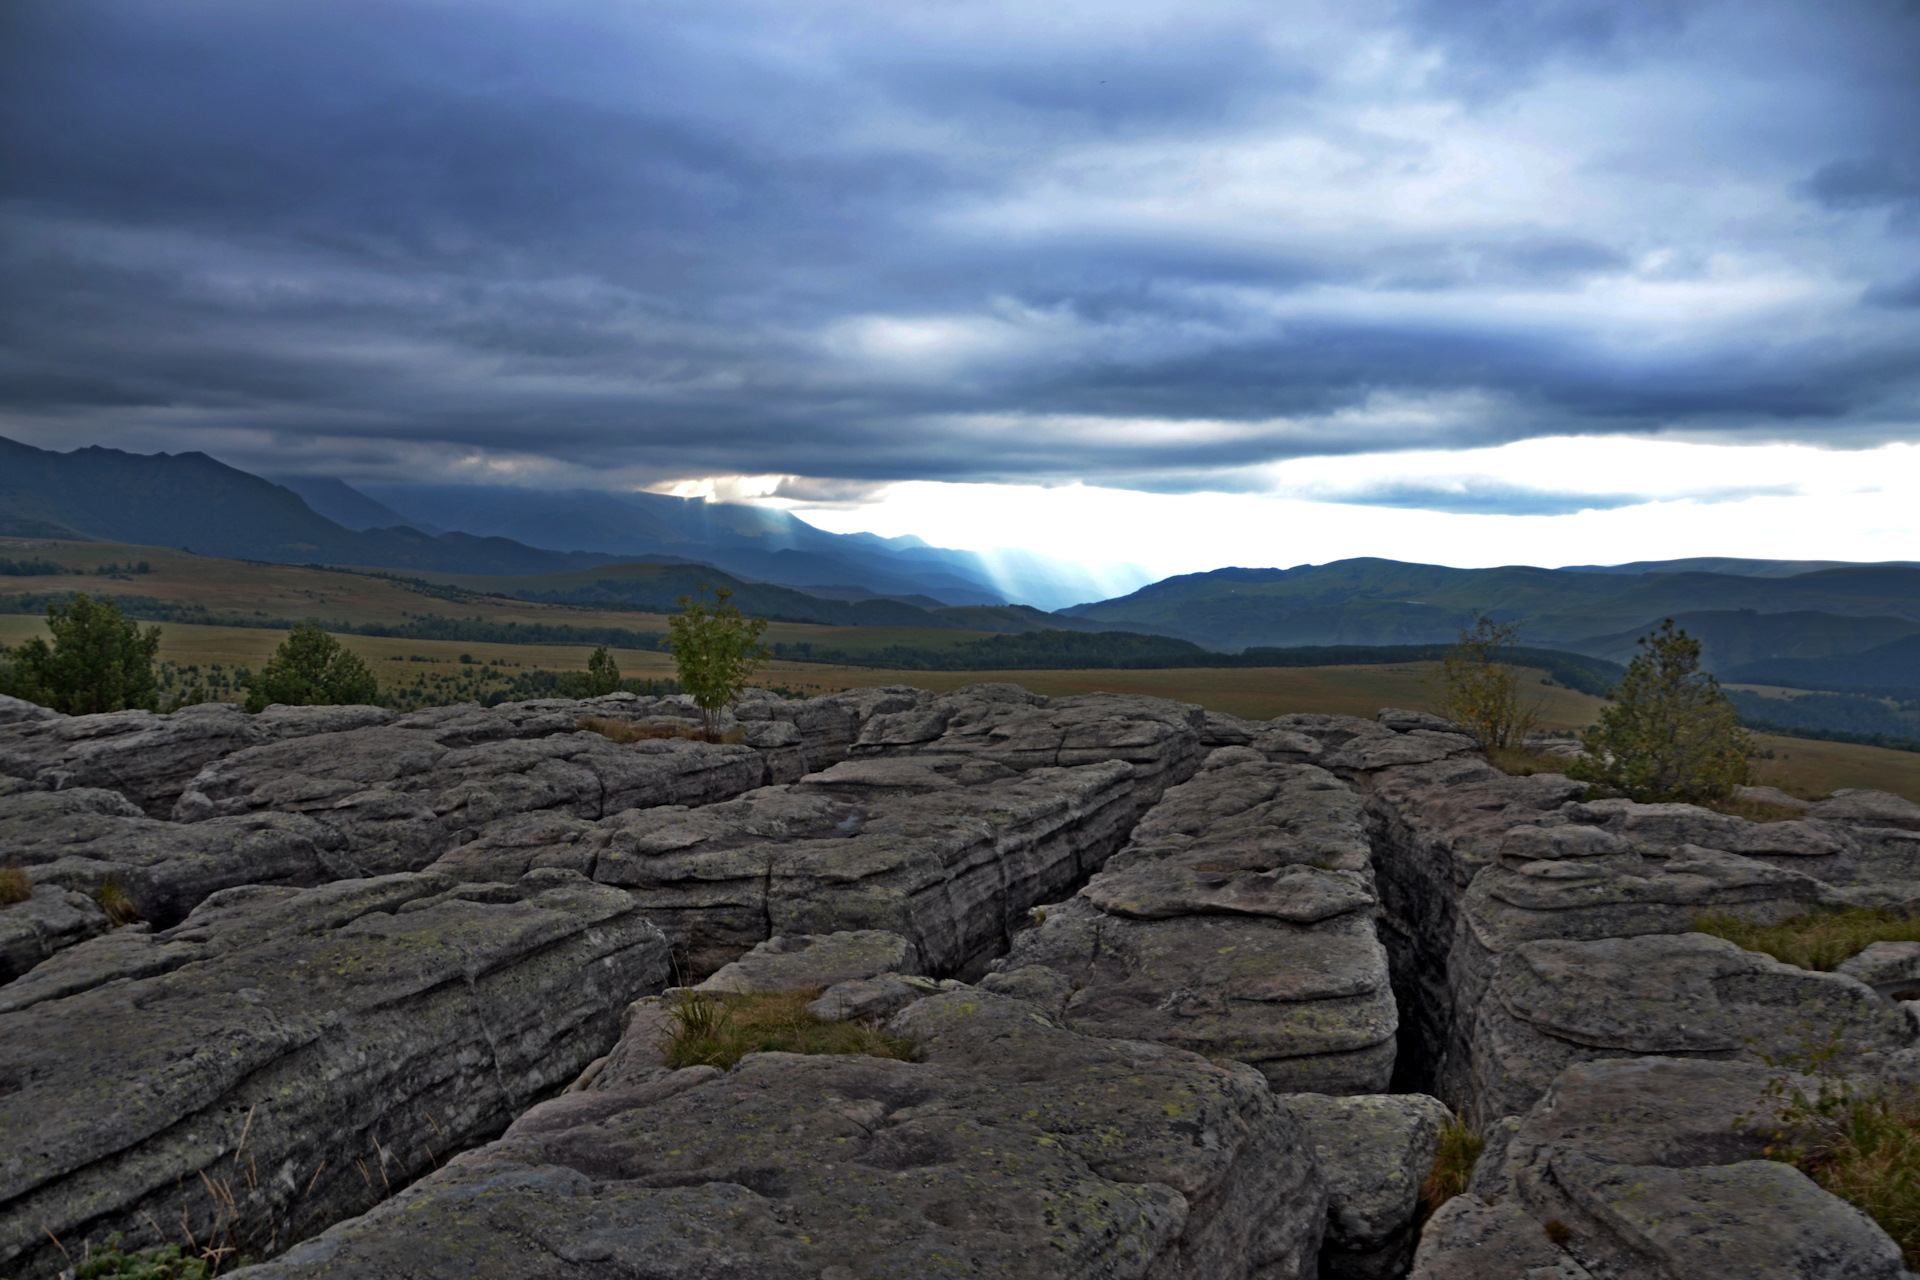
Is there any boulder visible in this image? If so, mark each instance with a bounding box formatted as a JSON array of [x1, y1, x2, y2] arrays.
[[236, 991, 1329, 1280], [1413, 1056, 1907, 1280], [1809, 789, 1920, 833], [1838, 941, 1920, 988], [0, 870, 671, 1279], [1000, 749, 1398, 1093], [1287, 1092, 1452, 1280]]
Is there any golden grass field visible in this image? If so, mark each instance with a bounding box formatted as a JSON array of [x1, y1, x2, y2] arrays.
[[5, 539, 1917, 801]]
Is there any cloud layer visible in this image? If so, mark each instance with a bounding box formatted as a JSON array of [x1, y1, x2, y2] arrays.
[[3, 0, 1918, 511]]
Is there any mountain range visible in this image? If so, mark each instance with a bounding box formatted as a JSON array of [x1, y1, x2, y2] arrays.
[[3, 436, 1915, 696]]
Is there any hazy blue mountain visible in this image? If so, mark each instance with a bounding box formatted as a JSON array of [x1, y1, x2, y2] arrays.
[[1063, 558, 1920, 657], [269, 475, 441, 534], [1556, 557, 1920, 578], [356, 482, 1118, 610], [0, 437, 618, 575], [1727, 634, 1920, 691], [1569, 610, 1920, 671]]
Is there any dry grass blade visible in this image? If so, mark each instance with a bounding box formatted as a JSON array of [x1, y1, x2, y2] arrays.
[[666, 989, 916, 1071], [1694, 907, 1920, 972], [0, 864, 32, 906]]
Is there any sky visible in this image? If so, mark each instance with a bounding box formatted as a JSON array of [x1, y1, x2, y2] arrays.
[[3, 0, 1918, 578]]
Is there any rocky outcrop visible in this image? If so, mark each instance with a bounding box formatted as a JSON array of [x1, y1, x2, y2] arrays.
[[1454, 931, 1911, 1123], [0, 871, 671, 1280], [1412, 1056, 1906, 1279], [436, 754, 1148, 978], [239, 990, 1329, 1280], [0, 786, 350, 935], [997, 746, 1405, 1093], [0, 702, 394, 817], [1288, 1092, 1451, 1280], [0, 882, 109, 986]]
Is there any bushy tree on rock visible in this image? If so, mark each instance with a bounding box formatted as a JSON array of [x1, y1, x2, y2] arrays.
[[1569, 618, 1751, 803], [663, 584, 769, 739]]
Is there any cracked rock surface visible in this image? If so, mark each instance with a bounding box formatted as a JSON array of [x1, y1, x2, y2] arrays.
[[998, 735, 1458, 1093], [0, 871, 670, 1280], [238, 990, 1328, 1280], [1412, 1057, 1906, 1280]]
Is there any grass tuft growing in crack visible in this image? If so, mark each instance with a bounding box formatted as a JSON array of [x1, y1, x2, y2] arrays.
[[1419, 1116, 1485, 1222], [1693, 906, 1920, 972], [93, 877, 142, 925], [0, 864, 31, 906], [665, 989, 916, 1071], [578, 716, 746, 746]]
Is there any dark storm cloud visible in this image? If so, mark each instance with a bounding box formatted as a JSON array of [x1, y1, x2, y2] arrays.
[[2, 0, 1918, 503]]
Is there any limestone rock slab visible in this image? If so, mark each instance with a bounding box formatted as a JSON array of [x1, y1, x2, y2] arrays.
[[696, 929, 923, 994], [0, 883, 109, 985], [1288, 1092, 1452, 1280], [0, 871, 671, 1279], [174, 725, 769, 871], [1457, 932, 1912, 1122], [238, 991, 1329, 1280], [0, 786, 351, 930], [1485, 1057, 1904, 1280], [549, 760, 1143, 978]]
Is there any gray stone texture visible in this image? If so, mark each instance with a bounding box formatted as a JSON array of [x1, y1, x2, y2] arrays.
[[695, 929, 923, 993], [0, 870, 671, 1280], [999, 748, 1402, 1093], [1412, 1056, 1906, 1280], [237, 990, 1329, 1280], [1286, 1092, 1452, 1280], [0, 785, 351, 933], [0, 701, 394, 817]]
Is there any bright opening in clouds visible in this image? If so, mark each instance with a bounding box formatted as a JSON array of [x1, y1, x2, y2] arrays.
[[2, 0, 1917, 569]]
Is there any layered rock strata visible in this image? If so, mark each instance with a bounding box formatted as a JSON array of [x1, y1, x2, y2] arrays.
[[1411, 1056, 1907, 1279], [239, 990, 1329, 1280], [1357, 754, 1920, 1121], [437, 753, 1150, 978], [0, 870, 670, 1279], [997, 744, 1404, 1092]]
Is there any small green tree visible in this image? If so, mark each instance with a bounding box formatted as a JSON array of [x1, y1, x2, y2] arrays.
[[663, 585, 769, 738], [244, 621, 379, 712], [581, 645, 624, 697], [1427, 613, 1539, 750], [1568, 618, 1751, 803], [5, 593, 161, 714]]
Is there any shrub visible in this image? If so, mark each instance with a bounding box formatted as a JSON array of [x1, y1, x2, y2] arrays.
[[1693, 906, 1920, 972], [663, 585, 769, 739], [0, 865, 31, 906], [1420, 1116, 1485, 1221], [555, 645, 626, 698], [3, 593, 161, 714], [1427, 614, 1539, 750], [665, 989, 916, 1071], [243, 621, 379, 713], [1567, 619, 1751, 803]]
